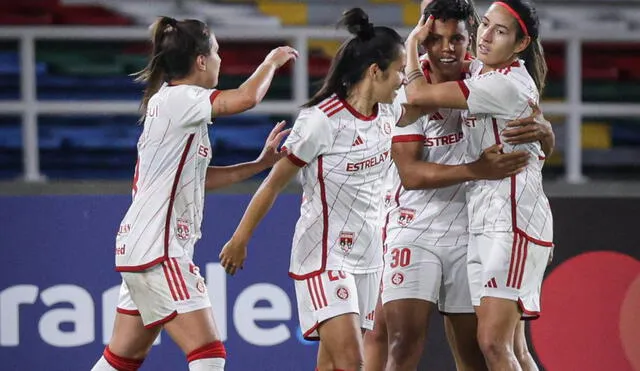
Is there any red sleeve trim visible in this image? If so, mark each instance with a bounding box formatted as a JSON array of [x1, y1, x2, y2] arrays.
[[457, 80, 470, 99], [209, 90, 222, 104], [392, 134, 426, 143], [286, 152, 307, 167]]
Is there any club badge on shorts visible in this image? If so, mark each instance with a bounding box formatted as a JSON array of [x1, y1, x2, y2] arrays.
[[336, 286, 350, 301]]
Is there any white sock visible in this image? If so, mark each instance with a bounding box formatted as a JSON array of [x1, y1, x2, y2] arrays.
[[91, 356, 119, 371], [188, 357, 226, 371]]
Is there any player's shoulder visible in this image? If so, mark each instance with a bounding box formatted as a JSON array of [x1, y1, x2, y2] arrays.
[[302, 94, 346, 124]]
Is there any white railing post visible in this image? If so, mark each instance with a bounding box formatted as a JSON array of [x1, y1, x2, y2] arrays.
[[565, 37, 586, 184], [19, 34, 44, 182], [292, 34, 309, 112]]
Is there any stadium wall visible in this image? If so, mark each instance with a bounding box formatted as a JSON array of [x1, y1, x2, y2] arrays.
[[0, 194, 638, 371]]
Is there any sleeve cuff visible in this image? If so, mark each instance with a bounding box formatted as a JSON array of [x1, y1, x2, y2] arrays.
[[209, 90, 222, 104], [457, 80, 470, 99], [392, 134, 426, 143], [285, 150, 307, 167]]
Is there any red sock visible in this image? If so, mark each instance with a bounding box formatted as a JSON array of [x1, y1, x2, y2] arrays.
[[103, 346, 144, 371], [186, 340, 227, 362]]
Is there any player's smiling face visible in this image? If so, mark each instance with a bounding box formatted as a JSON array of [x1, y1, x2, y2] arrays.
[[424, 18, 469, 76], [374, 46, 406, 104]]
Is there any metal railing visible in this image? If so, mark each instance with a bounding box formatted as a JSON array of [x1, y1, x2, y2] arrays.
[[1, 26, 640, 183]]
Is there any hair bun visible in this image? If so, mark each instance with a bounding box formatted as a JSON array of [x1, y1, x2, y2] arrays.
[[339, 8, 375, 41]]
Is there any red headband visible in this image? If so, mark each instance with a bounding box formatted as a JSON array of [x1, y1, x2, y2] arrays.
[[493, 1, 529, 36]]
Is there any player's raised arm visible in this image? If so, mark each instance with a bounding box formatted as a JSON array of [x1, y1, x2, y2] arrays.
[[204, 121, 290, 190], [211, 47, 299, 117]]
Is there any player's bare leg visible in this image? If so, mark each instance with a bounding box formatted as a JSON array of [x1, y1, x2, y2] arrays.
[[475, 298, 522, 371], [444, 314, 487, 371], [164, 308, 226, 370], [91, 312, 161, 371], [513, 321, 538, 371], [363, 298, 388, 371], [316, 313, 363, 371], [384, 299, 433, 371]]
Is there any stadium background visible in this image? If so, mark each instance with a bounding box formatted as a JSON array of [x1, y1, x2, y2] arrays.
[[0, 0, 638, 370]]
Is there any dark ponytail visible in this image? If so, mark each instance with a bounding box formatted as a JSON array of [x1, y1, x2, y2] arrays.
[[303, 8, 403, 107], [133, 16, 213, 115], [499, 0, 548, 93]]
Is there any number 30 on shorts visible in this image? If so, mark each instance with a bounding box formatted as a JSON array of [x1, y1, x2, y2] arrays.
[[389, 247, 411, 268]]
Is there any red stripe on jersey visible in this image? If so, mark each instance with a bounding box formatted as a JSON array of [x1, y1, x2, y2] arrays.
[[286, 152, 307, 167], [143, 311, 177, 329], [516, 228, 554, 247], [116, 256, 165, 272], [341, 98, 378, 121], [392, 134, 426, 143], [289, 156, 328, 280], [209, 90, 222, 104], [319, 96, 338, 110], [162, 261, 180, 301], [164, 134, 195, 260], [457, 80, 470, 100], [172, 258, 190, 300], [322, 99, 342, 113], [326, 105, 344, 117]]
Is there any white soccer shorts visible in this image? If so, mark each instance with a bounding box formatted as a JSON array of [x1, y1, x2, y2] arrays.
[[467, 231, 551, 318], [294, 270, 381, 340], [381, 243, 474, 314], [117, 254, 212, 327]]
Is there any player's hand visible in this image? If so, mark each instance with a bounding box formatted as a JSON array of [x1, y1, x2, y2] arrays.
[[471, 144, 530, 180], [256, 120, 290, 169], [263, 46, 299, 69], [219, 238, 247, 276], [503, 100, 553, 145], [407, 14, 434, 44]]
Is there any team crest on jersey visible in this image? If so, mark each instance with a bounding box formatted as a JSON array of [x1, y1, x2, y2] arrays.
[[391, 272, 404, 286], [397, 208, 416, 226], [176, 218, 191, 240], [338, 232, 355, 254], [383, 121, 392, 135], [384, 192, 392, 208], [336, 286, 350, 301]]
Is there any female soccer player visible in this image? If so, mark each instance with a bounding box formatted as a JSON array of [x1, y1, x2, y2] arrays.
[[91, 16, 297, 371], [403, 1, 553, 370], [218, 8, 414, 371]]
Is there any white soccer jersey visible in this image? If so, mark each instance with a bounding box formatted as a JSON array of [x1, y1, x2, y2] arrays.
[[458, 59, 553, 245], [284, 94, 401, 279], [384, 65, 470, 248], [115, 84, 218, 271]]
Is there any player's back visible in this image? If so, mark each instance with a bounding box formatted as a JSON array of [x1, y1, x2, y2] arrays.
[[116, 84, 215, 271], [285, 94, 399, 278], [460, 59, 553, 244]]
